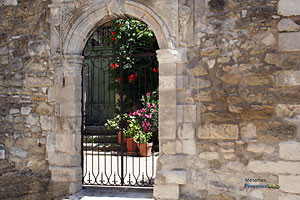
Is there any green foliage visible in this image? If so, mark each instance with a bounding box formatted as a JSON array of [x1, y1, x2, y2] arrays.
[[87, 137, 95, 143], [124, 116, 143, 138], [105, 18, 159, 112], [133, 132, 152, 144]]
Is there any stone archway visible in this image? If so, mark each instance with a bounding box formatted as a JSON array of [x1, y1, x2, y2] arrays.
[[47, 0, 188, 196]]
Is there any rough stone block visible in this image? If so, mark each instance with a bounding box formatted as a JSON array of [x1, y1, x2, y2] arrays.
[[36, 102, 55, 116], [154, 184, 179, 200], [177, 123, 195, 139], [177, 76, 189, 89], [50, 166, 82, 182], [9, 108, 20, 114], [279, 175, 300, 194], [60, 102, 81, 117], [57, 117, 81, 132], [278, 0, 300, 16], [48, 153, 81, 167], [241, 123, 257, 141], [159, 121, 176, 140], [197, 124, 239, 140], [188, 77, 211, 89], [247, 161, 300, 174], [10, 146, 28, 158], [163, 170, 186, 184], [276, 104, 300, 118], [159, 89, 176, 106], [60, 86, 81, 103], [159, 105, 176, 122], [279, 33, 300, 52], [69, 181, 82, 194], [0, 0, 18, 6], [64, 76, 82, 86], [159, 76, 176, 90], [247, 143, 276, 154], [278, 18, 300, 32], [26, 114, 39, 126], [177, 105, 197, 122], [182, 140, 196, 155], [199, 152, 219, 160], [275, 70, 300, 86], [21, 107, 31, 115], [159, 155, 187, 170], [46, 131, 56, 153], [55, 133, 81, 153], [280, 141, 300, 160], [40, 116, 54, 131], [23, 77, 53, 88], [161, 140, 176, 155], [158, 63, 177, 76]]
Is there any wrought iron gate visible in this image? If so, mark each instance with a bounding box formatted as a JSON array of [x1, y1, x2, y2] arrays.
[[81, 20, 159, 187]]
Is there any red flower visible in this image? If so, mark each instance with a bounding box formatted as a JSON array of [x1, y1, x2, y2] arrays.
[[153, 68, 159, 72], [111, 31, 116, 35], [134, 73, 138, 78], [110, 63, 119, 69], [115, 78, 120, 82], [128, 74, 135, 82]]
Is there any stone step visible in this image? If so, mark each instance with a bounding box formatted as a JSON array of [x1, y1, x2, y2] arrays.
[[83, 143, 159, 152], [83, 143, 121, 152], [84, 135, 118, 143]]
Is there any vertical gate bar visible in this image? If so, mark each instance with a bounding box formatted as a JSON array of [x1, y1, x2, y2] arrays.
[[120, 57, 124, 186]]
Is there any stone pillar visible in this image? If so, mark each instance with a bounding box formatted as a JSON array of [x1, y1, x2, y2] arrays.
[[154, 48, 188, 200], [48, 55, 84, 195]]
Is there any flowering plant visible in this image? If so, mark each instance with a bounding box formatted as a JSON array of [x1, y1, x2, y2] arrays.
[[104, 18, 159, 112], [105, 114, 128, 132], [129, 90, 158, 143]]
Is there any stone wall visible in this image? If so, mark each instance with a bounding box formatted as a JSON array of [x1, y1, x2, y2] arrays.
[[154, 0, 300, 199], [0, 0, 68, 199], [2, 0, 300, 199]]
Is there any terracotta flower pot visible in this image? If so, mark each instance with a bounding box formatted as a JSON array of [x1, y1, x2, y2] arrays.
[[126, 137, 138, 154], [117, 132, 126, 144], [137, 142, 153, 157]]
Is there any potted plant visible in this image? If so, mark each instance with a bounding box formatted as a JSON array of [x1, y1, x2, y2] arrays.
[[124, 116, 141, 154], [133, 132, 153, 157], [105, 114, 127, 144], [129, 91, 158, 156]]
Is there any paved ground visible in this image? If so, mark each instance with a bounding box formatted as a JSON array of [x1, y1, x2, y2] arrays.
[[65, 187, 154, 200]]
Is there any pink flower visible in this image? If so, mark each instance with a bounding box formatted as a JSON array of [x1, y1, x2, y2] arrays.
[[146, 122, 151, 127], [152, 109, 156, 113], [146, 93, 150, 96], [145, 114, 152, 119]]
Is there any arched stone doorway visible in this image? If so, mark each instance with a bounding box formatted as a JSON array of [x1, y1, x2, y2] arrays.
[[48, 0, 188, 197]]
